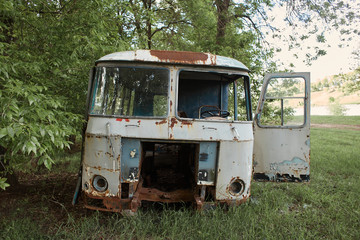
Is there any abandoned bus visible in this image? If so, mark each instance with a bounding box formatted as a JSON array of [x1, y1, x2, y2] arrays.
[[73, 50, 310, 213]]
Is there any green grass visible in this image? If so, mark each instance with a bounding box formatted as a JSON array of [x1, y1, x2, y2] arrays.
[[310, 115, 360, 125], [1, 118, 360, 239], [291, 115, 360, 125]]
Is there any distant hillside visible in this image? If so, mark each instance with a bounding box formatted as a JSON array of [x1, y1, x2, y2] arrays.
[[310, 69, 360, 106], [288, 69, 360, 115], [311, 88, 360, 106]]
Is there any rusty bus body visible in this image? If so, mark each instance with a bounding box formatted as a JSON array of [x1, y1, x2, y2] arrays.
[[73, 50, 310, 213]]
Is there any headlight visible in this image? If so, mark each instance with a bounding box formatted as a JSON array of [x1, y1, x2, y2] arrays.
[[92, 175, 108, 192], [228, 178, 245, 196]]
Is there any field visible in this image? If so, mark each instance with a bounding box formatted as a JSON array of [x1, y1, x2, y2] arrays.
[[1, 116, 360, 239]]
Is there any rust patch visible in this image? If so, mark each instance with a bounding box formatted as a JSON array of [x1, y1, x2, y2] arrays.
[[180, 120, 193, 126], [90, 165, 102, 171], [169, 117, 178, 128], [84, 192, 131, 212], [155, 119, 167, 125], [169, 134, 173, 139], [138, 187, 194, 203], [150, 50, 209, 64], [195, 196, 203, 210]]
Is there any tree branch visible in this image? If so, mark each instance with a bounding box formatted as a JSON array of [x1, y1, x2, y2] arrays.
[[150, 20, 191, 38], [234, 14, 263, 38]]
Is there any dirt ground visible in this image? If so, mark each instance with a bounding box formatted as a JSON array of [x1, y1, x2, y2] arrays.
[[0, 171, 91, 230]]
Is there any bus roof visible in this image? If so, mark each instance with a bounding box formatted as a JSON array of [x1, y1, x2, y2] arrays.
[[97, 50, 250, 72]]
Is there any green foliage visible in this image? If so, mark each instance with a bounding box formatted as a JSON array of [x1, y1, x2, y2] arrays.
[[0, 177, 10, 190], [0, 0, 129, 179], [340, 67, 360, 93], [311, 68, 360, 93], [278, 0, 360, 65], [0, 76, 81, 170], [329, 97, 346, 116]]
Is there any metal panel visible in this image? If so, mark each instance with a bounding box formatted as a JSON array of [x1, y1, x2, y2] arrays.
[[82, 135, 121, 197], [170, 120, 253, 142], [253, 72, 310, 182], [121, 138, 141, 182], [215, 141, 253, 201], [198, 142, 218, 185], [86, 117, 169, 140], [97, 50, 249, 72]]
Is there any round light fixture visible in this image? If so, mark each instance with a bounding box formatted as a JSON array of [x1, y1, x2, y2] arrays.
[[92, 175, 108, 192], [228, 179, 245, 196]]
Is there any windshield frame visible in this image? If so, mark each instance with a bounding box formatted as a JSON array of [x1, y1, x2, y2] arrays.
[[88, 63, 170, 119], [175, 67, 252, 122]]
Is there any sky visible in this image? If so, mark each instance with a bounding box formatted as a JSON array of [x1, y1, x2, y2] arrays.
[[266, 1, 360, 82]]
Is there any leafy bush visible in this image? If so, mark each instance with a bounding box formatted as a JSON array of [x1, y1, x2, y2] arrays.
[[328, 97, 346, 116], [0, 74, 81, 188]]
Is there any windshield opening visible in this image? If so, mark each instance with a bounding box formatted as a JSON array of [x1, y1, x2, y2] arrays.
[[90, 66, 169, 117], [177, 70, 249, 120]]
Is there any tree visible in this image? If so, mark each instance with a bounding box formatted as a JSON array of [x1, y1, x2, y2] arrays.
[[1, 0, 358, 189], [0, 0, 128, 188], [339, 67, 360, 93]]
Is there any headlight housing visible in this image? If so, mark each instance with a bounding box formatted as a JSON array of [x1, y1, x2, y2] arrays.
[[228, 178, 245, 196], [92, 175, 108, 192]]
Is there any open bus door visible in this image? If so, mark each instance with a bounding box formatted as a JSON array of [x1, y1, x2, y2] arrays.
[[253, 72, 310, 182]]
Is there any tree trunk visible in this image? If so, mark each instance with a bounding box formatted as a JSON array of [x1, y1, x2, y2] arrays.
[[143, 0, 153, 49], [215, 0, 231, 52]]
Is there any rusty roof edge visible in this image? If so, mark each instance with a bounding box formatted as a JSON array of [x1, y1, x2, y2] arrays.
[[96, 50, 250, 72]]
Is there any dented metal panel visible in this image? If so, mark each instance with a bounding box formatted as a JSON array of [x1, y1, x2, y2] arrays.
[[82, 135, 121, 197], [253, 128, 310, 181], [215, 141, 253, 201]]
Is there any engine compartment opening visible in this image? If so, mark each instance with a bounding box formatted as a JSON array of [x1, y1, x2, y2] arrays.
[[140, 142, 198, 193]]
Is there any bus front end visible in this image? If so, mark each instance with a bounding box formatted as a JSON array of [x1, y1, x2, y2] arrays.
[[80, 50, 253, 213]]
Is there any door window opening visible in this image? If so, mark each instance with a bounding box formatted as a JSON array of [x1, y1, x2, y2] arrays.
[[259, 77, 306, 126]]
